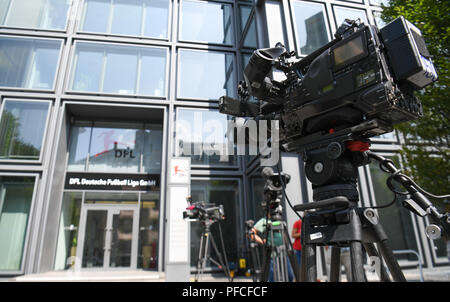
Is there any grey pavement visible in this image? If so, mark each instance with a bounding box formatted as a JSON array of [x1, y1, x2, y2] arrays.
[[1, 266, 449, 282]]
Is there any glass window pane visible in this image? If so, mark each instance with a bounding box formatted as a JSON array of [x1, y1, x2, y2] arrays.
[[292, 1, 330, 55], [0, 37, 60, 89], [71, 43, 167, 97], [54, 192, 82, 270], [82, 210, 107, 268], [333, 6, 368, 28], [0, 176, 35, 271], [143, 0, 169, 38], [175, 108, 236, 166], [71, 44, 103, 92], [239, 6, 251, 34], [103, 48, 138, 94], [1, 0, 69, 30], [180, 0, 232, 45], [178, 50, 235, 99], [243, 18, 257, 48], [67, 121, 163, 173], [80, 0, 169, 39], [138, 191, 160, 270], [111, 0, 142, 36], [0, 100, 50, 160], [142, 124, 163, 173], [88, 123, 141, 173], [369, 156, 418, 260], [190, 180, 239, 267], [67, 122, 91, 171], [139, 48, 167, 96], [81, 0, 110, 33]]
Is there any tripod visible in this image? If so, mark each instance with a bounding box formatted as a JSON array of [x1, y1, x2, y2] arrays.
[[245, 220, 262, 282], [255, 168, 301, 282], [195, 218, 232, 282], [291, 141, 450, 282]]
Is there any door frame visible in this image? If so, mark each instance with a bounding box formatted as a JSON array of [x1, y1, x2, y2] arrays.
[[75, 203, 139, 270]]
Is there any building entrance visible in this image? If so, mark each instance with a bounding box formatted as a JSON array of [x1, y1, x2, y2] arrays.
[[76, 204, 139, 270]]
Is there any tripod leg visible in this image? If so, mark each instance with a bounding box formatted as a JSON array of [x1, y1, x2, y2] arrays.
[[363, 242, 391, 282], [260, 245, 271, 282], [349, 241, 367, 282], [302, 243, 317, 282], [364, 209, 407, 282], [329, 246, 341, 282], [282, 224, 300, 281], [208, 232, 231, 280], [376, 241, 406, 282], [196, 232, 207, 281]]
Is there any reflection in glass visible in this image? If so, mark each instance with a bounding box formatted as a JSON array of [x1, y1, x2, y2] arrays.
[[333, 6, 368, 28], [82, 210, 107, 268], [243, 19, 257, 48], [80, 0, 169, 39], [0, 37, 61, 89], [369, 157, 418, 261], [178, 50, 235, 99], [110, 210, 133, 267], [71, 42, 167, 96], [175, 108, 236, 166], [248, 173, 265, 221], [54, 192, 82, 270], [190, 180, 239, 267], [138, 192, 160, 270], [67, 121, 163, 173], [0, 100, 49, 160], [180, 0, 232, 45], [0, 176, 35, 271], [0, 0, 69, 30], [67, 122, 91, 171], [292, 1, 329, 55]]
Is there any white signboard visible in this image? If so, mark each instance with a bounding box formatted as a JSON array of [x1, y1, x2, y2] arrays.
[[168, 186, 190, 262], [169, 158, 190, 184]]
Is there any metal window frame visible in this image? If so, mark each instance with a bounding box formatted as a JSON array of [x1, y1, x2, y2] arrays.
[[174, 106, 240, 169], [178, 0, 235, 47], [175, 47, 238, 101], [76, 0, 172, 42], [289, 0, 333, 56], [0, 98, 52, 164], [66, 40, 170, 99], [0, 0, 71, 32], [189, 176, 244, 268], [0, 34, 64, 92], [0, 172, 39, 276]]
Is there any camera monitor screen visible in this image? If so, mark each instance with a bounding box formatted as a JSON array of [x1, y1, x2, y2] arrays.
[[333, 35, 365, 68]]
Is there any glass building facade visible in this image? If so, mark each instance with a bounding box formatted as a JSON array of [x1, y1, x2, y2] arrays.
[[0, 0, 447, 278]]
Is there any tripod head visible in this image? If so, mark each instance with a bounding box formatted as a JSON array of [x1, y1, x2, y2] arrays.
[[295, 136, 450, 240], [261, 167, 290, 221]]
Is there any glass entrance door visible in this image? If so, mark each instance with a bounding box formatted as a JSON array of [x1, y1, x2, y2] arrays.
[[76, 205, 139, 269]]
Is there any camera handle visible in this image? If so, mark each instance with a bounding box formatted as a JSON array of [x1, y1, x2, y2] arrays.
[[367, 151, 450, 240]]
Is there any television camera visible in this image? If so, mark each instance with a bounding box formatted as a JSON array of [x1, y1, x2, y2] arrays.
[[219, 17, 437, 154], [183, 196, 225, 222], [220, 16, 449, 282], [183, 196, 231, 281]]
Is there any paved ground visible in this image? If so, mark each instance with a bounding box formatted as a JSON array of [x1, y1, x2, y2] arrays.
[[1, 266, 449, 282]]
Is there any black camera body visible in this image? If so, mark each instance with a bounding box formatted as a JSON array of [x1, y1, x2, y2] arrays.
[[183, 201, 225, 222], [219, 17, 437, 153]]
